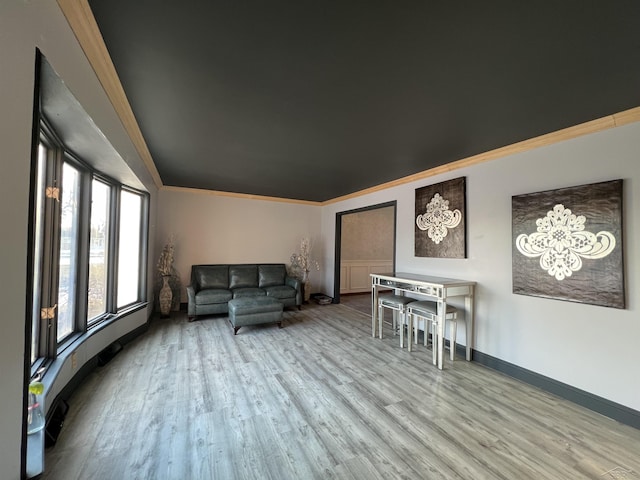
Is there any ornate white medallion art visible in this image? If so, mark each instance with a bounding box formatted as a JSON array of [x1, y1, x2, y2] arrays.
[[416, 193, 462, 244], [515, 204, 615, 281]]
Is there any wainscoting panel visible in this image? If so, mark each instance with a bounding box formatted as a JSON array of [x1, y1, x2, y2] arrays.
[[341, 260, 393, 294]]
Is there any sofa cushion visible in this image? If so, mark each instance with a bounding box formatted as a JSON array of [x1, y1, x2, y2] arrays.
[[196, 266, 229, 290], [263, 285, 297, 300], [195, 288, 232, 305], [258, 264, 286, 288], [229, 265, 258, 289], [232, 287, 266, 298]]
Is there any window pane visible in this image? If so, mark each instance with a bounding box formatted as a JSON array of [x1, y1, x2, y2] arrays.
[[57, 162, 80, 343], [31, 144, 47, 363], [88, 180, 110, 321], [117, 190, 142, 307]]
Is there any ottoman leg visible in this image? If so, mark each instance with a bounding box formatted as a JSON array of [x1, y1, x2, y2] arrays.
[[234, 326, 240, 335], [277, 321, 282, 328]]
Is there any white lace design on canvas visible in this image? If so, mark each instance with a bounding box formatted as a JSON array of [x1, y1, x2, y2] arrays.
[[515, 204, 615, 280], [416, 193, 462, 244]]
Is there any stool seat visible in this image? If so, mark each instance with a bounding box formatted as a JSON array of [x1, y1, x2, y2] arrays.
[[407, 300, 457, 316], [379, 295, 415, 308]]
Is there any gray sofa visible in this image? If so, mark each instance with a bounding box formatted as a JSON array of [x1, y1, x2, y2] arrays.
[[187, 264, 302, 321]]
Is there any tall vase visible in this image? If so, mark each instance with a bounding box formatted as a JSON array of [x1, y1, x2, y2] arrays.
[[159, 275, 173, 317], [302, 270, 311, 303]]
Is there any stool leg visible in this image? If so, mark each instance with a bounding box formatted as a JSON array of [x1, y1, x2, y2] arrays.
[[407, 313, 412, 352], [425, 319, 430, 347], [422, 319, 426, 346], [392, 310, 397, 336], [378, 304, 384, 339], [437, 318, 444, 370], [431, 320, 437, 365], [400, 312, 405, 349]]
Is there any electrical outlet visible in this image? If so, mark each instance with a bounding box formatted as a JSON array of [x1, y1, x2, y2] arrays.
[[71, 352, 77, 370]]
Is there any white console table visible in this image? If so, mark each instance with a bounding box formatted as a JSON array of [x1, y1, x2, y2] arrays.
[[371, 272, 476, 369]]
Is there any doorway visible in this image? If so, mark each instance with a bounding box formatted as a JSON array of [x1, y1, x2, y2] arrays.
[[333, 201, 397, 304]]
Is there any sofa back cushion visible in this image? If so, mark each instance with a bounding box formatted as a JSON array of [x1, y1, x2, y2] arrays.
[[258, 264, 286, 288], [194, 265, 229, 290], [229, 265, 258, 289]]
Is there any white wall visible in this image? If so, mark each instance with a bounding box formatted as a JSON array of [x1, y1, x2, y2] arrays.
[[320, 121, 640, 412], [157, 190, 322, 302], [0, 2, 157, 478]]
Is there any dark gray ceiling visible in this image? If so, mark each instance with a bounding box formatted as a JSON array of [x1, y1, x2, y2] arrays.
[[88, 0, 640, 202]]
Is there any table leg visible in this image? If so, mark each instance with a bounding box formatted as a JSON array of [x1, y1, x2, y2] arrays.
[[371, 284, 379, 338], [437, 299, 445, 370], [465, 291, 474, 361]]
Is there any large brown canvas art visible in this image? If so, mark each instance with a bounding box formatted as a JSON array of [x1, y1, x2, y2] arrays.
[[415, 177, 466, 258], [512, 179, 624, 308]]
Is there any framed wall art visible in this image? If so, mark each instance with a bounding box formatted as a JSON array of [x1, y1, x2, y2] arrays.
[[512, 179, 624, 308], [415, 176, 466, 258]]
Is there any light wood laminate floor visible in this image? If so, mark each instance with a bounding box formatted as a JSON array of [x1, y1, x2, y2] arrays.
[[43, 303, 640, 480]]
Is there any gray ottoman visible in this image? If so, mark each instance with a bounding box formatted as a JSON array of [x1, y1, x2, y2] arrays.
[[228, 297, 283, 335]]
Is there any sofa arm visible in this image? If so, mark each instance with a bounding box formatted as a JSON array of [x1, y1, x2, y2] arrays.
[[187, 285, 197, 317], [285, 276, 303, 305]]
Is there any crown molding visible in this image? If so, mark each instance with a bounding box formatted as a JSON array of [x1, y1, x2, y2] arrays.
[[57, 0, 164, 190]]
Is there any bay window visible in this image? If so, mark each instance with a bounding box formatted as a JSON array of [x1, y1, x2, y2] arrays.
[[29, 124, 149, 368]]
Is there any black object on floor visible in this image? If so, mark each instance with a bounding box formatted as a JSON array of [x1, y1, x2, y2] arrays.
[[45, 399, 69, 448], [97, 341, 123, 366]]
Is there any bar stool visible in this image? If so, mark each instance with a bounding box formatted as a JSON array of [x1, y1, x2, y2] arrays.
[[407, 301, 459, 365], [377, 294, 415, 344]]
